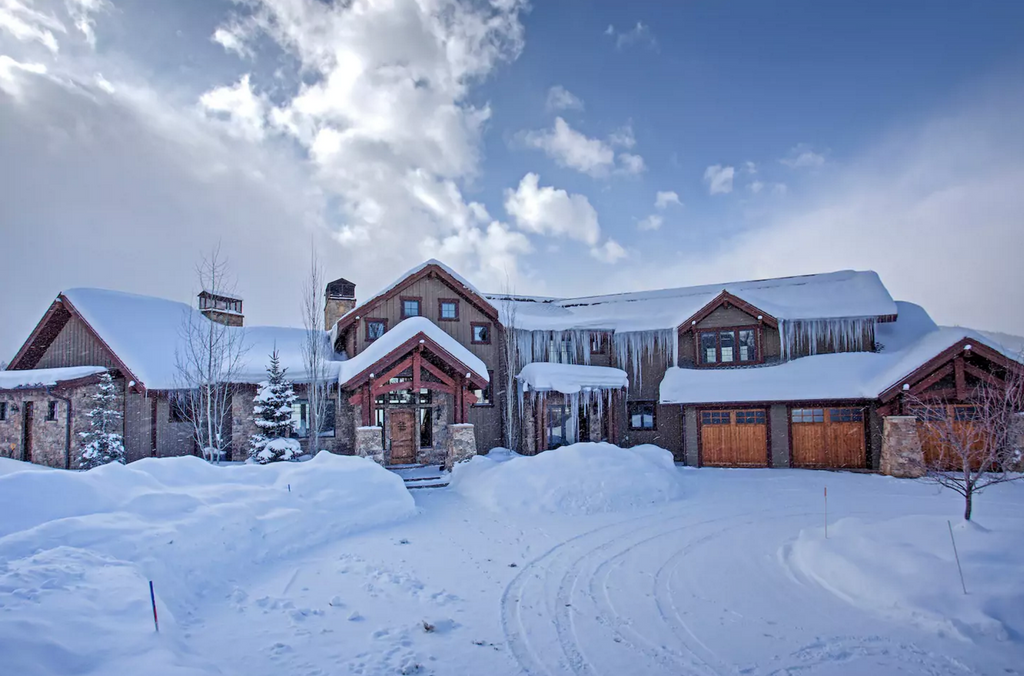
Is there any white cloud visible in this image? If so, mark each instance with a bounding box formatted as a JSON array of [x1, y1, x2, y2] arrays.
[[199, 74, 268, 142], [749, 180, 786, 195], [520, 117, 644, 177], [504, 172, 601, 246], [66, 0, 109, 48], [0, 53, 46, 99], [703, 164, 734, 195], [212, 25, 253, 59], [772, 182, 788, 196], [655, 190, 681, 210], [546, 85, 583, 112], [0, 0, 65, 52], [609, 21, 657, 51], [744, 160, 757, 174], [608, 123, 635, 149], [749, 180, 763, 194], [637, 214, 663, 231], [591, 238, 627, 263], [781, 143, 827, 169]]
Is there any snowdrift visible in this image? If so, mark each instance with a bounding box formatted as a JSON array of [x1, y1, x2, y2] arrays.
[[0, 453, 415, 676], [450, 443, 683, 515], [786, 515, 1024, 642]]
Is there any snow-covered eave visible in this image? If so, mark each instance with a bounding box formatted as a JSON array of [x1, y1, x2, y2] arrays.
[[516, 363, 629, 395], [0, 366, 108, 391]]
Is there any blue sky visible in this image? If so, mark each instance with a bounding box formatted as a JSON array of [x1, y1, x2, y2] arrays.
[[2, 0, 1024, 361]]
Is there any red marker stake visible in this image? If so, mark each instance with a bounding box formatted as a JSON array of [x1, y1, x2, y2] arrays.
[[824, 486, 828, 539], [150, 580, 159, 632]]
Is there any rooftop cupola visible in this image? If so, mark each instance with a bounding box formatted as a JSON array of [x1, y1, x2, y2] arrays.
[[325, 277, 356, 329], [198, 290, 244, 327]]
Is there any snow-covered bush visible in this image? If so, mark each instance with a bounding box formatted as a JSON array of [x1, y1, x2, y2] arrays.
[[77, 371, 125, 469], [450, 442, 683, 515], [249, 350, 300, 464]]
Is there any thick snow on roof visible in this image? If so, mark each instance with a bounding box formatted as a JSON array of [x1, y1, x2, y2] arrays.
[[61, 289, 338, 390], [488, 270, 897, 333], [337, 317, 488, 385], [338, 259, 493, 325], [659, 302, 1024, 404], [0, 366, 107, 390], [517, 363, 628, 394]]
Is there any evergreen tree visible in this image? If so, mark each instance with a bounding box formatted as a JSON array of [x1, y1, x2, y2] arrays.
[[249, 349, 301, 464], [78, 371, 126, 469]]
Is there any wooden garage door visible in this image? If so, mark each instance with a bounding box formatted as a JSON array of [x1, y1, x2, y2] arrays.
[[915, 405, 983, 471], [790, 407, 866, 468], [700, 409, 768, 467]]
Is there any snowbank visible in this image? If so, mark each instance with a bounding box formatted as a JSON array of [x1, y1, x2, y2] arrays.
[[0, 453, 415, 675], [450, 443, 683, 515], [785, 515, 1024, 642]]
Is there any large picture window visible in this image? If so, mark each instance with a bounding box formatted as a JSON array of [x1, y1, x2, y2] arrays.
[[698, 327, 760, 366], [473, 370, 493, 406], [291, 399, 336, 438]]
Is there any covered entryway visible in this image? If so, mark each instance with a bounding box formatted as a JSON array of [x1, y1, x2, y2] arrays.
[[699, 408, 768, 467], [790, 406, 867, 468]]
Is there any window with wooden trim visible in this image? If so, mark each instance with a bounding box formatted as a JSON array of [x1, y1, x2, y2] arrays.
[[589, 332, 607, 355], [438, 298, 459, 321], [0, 402, 7, 422], [791, 408, 825, 423], [698, 327, 759, 365], [471, 322, 491, 344], [829, 408, 864, 423], [170, 397, 189, 424], [46, 400, 58, 421], [701, 410, 731, 425], [628, 401, 656, 430], [365, 318, 387, 341], [291, 398, 336, 438], [401, 297, 421, 318], [546, 403, 571, 449], [954, 405, 980, 421], [735, 410, 766, 425], [473, 370, 494, 406]]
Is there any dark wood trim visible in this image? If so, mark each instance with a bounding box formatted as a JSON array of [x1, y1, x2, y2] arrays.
[[589, 332, 608, 355], [879, 338, 1022, 403], [963, 361, 1002, 387], [471, 369, 495, 407], [678, 291, 779, 333], [332, 263, 499, 336], [56, 295, 145, 393], [692, 324, 765, 368], [7, 300, 70, 370], [364, 317, 388, 342], [907, 362, 955, 396], [399, 296, 423, 319], [471, 322, 492, 345], [437, 297, 460, 322], [341, 331, 488, 392], [150, 396, 158, 457]]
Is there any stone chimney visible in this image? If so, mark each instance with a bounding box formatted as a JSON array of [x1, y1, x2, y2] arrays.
[[198, 290, 244, 327], [325, 277, 356, 329]]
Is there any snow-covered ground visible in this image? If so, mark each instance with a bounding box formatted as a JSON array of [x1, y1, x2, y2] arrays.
[[1, 447, 1022, 676]]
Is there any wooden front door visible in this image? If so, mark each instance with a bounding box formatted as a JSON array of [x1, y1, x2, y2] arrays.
[[791, 407, 866, 468], [700, 409, 768, 467], [388, 409, 417, 465], [22, 401, 33, 462]]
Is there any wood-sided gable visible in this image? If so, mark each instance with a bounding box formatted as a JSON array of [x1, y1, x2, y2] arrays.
[[333, 263, 498, 339], [676, 291, 779, 335], [8, 294, 144, 392], [877, 338, 1022, 415]]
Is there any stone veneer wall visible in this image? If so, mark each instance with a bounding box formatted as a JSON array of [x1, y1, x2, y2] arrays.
[[880, 416, 925, 478]]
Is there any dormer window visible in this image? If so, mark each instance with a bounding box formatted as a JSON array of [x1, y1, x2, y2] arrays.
[[698, 327, 759, 366]]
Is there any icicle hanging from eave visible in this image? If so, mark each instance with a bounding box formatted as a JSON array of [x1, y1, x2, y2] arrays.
[[781, 317, 876, 360], [612, 329, 676, 391]]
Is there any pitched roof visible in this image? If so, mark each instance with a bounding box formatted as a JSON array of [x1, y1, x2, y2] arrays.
[[488, 269, 897, 333], [0, 366, 107, 391], [659, 302, 1024, 405]]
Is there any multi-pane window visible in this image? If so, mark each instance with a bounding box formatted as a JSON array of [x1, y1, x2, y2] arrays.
[[439, 299, 459, 321], [735, 410, 766, 425], [546, 403, 571, 449], [792, 408, 825, 423], [698, 327, 759, 365], [366, 319, 386, 341], [419, 408, 433, 448], [829, 408, 864, 423], [628, 401, 656, 430], [472, 323, 491, 344], [548, 336, 573, 363], [401, 298, 421, 318], [589, 333, 606, 355], [0, 402, 6, 422], [46, 401, 58, 421], [374, 377, 432, 406], [291, 399, 337, 438], [473, 371, 493, 406], [701, 410, 731, 425], [954, 406, 980, 421]]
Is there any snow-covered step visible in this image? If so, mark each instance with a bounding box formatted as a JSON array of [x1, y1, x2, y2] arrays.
[[389, 464, 451, 489]]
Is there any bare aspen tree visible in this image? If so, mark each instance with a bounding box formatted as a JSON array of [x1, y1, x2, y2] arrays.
[[498, 282, 521, 451], [301, 246, 332, 452], [174, 246, 248, 463], [910, 358, 1024, 520]]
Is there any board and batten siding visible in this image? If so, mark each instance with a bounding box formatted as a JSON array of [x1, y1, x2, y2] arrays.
[[678, 305, 782, 366], [35, 315, 119, 371]]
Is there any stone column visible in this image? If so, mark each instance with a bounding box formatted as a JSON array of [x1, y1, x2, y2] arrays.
[[445, 423, 476, 470], [355, 426, 385, 466], [880, 416, 925, 478]]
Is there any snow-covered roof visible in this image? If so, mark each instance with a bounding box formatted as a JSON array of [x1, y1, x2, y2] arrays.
[[487, 270, 897, 333], [517, 363, 628, 394], [337, 317, 488, 385], [0, 366, 107, 390], [337, 259, 493, 326], [60, 288, 339, 390], [659, 302, 1024, 405]]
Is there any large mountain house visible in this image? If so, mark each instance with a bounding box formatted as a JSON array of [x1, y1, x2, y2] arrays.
[[2, 260, 1022, 472]]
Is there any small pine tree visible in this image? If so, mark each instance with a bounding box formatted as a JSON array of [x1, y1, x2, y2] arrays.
[[249, 349, 301, 464], [78, 371, 125, 469]]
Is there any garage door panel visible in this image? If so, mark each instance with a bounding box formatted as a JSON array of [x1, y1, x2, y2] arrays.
[[791, 407, 866, 469], [700, 409, 768, 467]]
